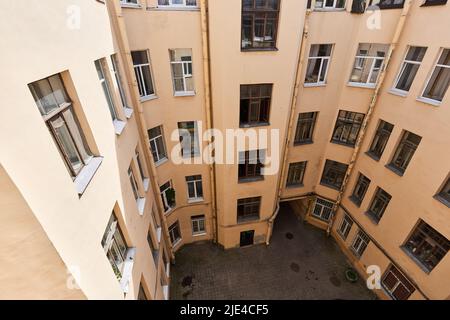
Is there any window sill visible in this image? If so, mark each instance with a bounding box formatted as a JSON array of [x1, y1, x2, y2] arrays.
[[124, 107, 134, 119], [74, 157, 103, 195], [347, 82, 376, 89], [237, 216, 260, 224], [156, 227, 162, 243], [314, 8, 346, 12], [155, 157, 169, 167], [188, 198, 204, 204], [150, 6, 200, 11], [143, 178, 150, 192], [239, 122, 270, 128], [238, 176, 264, 184], [241, 47, 279, 53], [172, 238, 182, 248], [113, 119, 126, 135], [119, 247, 136, 293], [294, 140, 314, 146], [319, 182, 342, 191], [416, 96, 442, 107], [193, 232, 207, 237], [388, 88, 408, 97], [164, 206, 175, 216], [364, 211, 381, 225], [303, 82, 327, 88], [120, 4, 142, 9], [385, 163, 405, 177], [137, 197, 146, 216], [433, 195, 450, 208], [330, 140, 356, 148], [400, 247, 431, 274], [140, 94, 158, 103], [174, 91, 196, 97], [365, 151, 381, 162], [286, 183, 304, 189]]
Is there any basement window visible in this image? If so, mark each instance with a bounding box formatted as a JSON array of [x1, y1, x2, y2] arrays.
[[351, 229, 370, 257], [382, 265, 415, 300], [312, 198, 334, 222], [338, 214, 354, 240]]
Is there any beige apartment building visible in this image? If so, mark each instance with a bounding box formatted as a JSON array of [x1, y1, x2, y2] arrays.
[[0, 0, 449, 300]]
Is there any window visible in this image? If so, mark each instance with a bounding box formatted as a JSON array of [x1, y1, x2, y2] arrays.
[[160, 181, 175, 213], [435, 177, 450, 207], [186, 175, 203, 201], [101, 213, 133, 282], [128, 166, 140, 201], [393, 46, 427, 92], [338, 214, 354, 240], [305, 44, 333, 85], [178, 121, 200, 157], [382, 265, 415, 300], [148, 126, 168, 164], [294, 112, 318, 145], [131, 50, 155, 99], [367, 120, 394, 160], [351, 229, 370, 257], [28, 74, 93, 178], [191, 215, 206, 235], [421, 48, 450, 103], [331, 110, 365, 146], [241, 0, 280, 50], [135, 149, 147, 183], [388, 131, 422, 175], [120, 0, 139, 5], [111, 55, 129, 111], [147, 227, 159, 267], [350, 173, 371, 206], [138, 284, 148, 300], [312, 198, 334, 222], [158, 0, 197, 7], [367, 187, 391, 223], [421, 0, 448, 6], [286, 161, 307, 187], [95, 59, 119, 122], [404, 220, 449, 272], [349, 43, 389, 86], [240, 84, 272, 126], [170, 49, 194, 95], [315, 0, 346, 9], [238, 150, 265, 181], [168, 221, 182, 246], [237, 197, 261, 223], [369, 0, 405, 9], [320, 160, 348, 190]]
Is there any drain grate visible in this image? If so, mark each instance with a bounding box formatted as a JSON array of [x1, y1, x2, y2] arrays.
[[285, 232, 294, 240]]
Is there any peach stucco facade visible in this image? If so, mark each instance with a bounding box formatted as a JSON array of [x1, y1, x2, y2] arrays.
[[0, 0, 449, 300]]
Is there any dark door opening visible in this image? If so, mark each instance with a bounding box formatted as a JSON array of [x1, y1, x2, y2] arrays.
[[240, 230, 255, 247]]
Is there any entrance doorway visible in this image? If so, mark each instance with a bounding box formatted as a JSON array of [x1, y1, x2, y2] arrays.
[[240, 230, 254, 247]]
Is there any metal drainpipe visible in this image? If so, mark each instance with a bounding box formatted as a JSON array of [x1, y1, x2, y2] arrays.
[[326, 0, 413, 235], [105, 0, 175, 262], [265, 8, 312, 245], [199, 0, 218, 244]]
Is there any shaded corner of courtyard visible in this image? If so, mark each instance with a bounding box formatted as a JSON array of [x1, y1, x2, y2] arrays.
[[170, 203, 377, 300]]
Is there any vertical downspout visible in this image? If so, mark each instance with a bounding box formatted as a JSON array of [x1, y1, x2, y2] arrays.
[[327, 0, 413, 235], [105, 0, 175, 261], [199, 0, 218, 244], [266, 8, 311, 245]]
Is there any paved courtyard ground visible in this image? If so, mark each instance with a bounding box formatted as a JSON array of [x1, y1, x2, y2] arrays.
[[170, 203, 376, 300]]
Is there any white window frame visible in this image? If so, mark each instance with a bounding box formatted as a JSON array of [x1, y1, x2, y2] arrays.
[[315, 0, 346, 9], [305, 44, 332, 86], [132, 51, 156, 100], [168, 221, 182, 246], [120, 0, 140, 7], [392, 46, 425, 95], [160, 180, 174, 213], [95, 59, 118, 121], [338, 214, 353, 240], [349, 46, 388, 87], [149, 126, 168, 165], [191, 215, 206, 236], [351, 230, 370, 257], [419, 48, 450, 105], [311, 198, 334, 222], [186, 175, 203, 202], [170, 49, 195, 96], [111, 55, 132, 118], [158, 0, 198, 8]]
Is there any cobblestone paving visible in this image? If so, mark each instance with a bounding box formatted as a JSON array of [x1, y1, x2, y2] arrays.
[[170, 203, 376, 300]]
